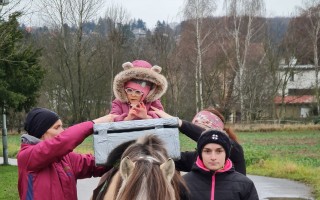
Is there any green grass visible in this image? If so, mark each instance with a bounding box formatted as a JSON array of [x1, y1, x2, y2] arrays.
[[238, 130, 320, 199], [239, 131, 320, 166], [1, 130, 320, 199], [0, 134, 22, 158], [0, 165, 19, 200]]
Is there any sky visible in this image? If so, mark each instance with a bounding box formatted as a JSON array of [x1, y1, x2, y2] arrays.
[[4, 0, 305, 28], [108, 0, 305, 28]]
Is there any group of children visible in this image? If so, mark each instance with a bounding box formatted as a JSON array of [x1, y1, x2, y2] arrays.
[[18, 59, 258, 200]]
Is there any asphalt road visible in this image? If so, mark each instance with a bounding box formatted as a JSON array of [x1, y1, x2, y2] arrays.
[[77, 174, 314, 200], [1, 158, 314, 200], [248, 175, 314, 200]]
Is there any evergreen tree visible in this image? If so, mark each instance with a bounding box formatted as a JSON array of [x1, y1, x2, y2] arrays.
[[0, 12, 45, 111], [131, 18, 147, 30]]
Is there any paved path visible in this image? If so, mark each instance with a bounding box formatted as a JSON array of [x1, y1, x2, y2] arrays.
[[76, 174, 314, 200], [0, 157, 17, 165], [248, 175, 314, 200], [1, 158, 314, 200]]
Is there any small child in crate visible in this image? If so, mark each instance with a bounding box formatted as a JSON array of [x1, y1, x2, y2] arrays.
[[110, 60, 168, 122]]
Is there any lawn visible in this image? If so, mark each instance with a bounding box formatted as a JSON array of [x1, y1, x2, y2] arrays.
[[1, 129, 320, 199], [239, 130, 320, 167], [239, 130, 320, 199], [0, 165, 19, 199]]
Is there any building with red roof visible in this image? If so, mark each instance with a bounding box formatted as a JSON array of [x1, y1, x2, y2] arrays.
[[275, 58, 318, 119]]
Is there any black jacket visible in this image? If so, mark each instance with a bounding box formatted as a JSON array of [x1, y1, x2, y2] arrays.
[[183, 158, 258, 200], [176, 120, 246, 175]]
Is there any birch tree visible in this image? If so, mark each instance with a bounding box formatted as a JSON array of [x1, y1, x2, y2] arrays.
[[183, 0, 217, 112], [221, 0, 265, 122]]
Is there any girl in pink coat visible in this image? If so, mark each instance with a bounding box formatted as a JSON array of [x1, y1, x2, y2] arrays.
[[110, 60, 168, 121]]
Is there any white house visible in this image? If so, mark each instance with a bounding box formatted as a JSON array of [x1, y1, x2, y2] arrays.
[[278, 58, 319, 95], [276, 58, 319, 118], [132, 28, 147, 39]]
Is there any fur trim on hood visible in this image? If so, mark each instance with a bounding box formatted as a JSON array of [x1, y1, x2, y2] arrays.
[[113, 60, 168, 102]]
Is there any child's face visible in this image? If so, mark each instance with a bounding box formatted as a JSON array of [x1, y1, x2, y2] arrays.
[[201, 143, 226, 171], [125, 88, 143, 105]]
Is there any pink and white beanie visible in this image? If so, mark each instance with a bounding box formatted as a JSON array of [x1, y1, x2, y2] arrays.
[[192, 110, 224, 129]]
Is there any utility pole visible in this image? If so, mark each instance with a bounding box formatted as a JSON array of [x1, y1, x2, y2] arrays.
[[1, 0, 10, 165], [2, 106, 8, 165]]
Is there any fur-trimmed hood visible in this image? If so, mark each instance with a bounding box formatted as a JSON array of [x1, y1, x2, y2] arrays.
[[113, 60, 168, 103]]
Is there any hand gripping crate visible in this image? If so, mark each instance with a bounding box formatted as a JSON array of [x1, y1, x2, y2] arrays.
[[93, 117, 181, 166]]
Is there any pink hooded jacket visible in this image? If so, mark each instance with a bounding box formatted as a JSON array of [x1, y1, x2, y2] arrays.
[[110, 98, 164, 121], [111, 60, 168, 121], [17, 121, 106, 200]]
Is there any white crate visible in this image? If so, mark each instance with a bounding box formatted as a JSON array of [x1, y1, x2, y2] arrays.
[[93, 118, 181, 166]]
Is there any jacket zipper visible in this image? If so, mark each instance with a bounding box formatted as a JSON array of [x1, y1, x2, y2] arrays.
[[211, 171, 216, 200]]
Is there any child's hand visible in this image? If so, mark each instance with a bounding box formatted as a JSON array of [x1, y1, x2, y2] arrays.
[[132, 102, 152, 119], [150, 106, 182, 127], [125, 108, 138, 121], [150, 106, 173, 118]]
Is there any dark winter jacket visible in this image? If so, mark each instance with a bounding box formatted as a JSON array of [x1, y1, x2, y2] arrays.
[[176, 120, 246, 175], [183, 157, 258, 200]]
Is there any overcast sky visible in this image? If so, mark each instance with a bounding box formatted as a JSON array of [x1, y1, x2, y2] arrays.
[[109, 0, 304, 28], [13, 0, 304, 28]]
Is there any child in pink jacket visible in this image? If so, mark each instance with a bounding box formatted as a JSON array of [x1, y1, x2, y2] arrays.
[[110, 60, 168, 121]]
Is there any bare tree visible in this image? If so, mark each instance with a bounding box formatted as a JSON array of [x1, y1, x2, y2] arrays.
[[220, 0, 265, 122], [102, 4, 131, 104], [147, 21, 178, 112], [37, 0, 104, 123], [298, 0, 320, 114], [0, 0, 24, 18], [263, 17, 291, 120], [241, 45, 271, 121], [183, 0, 217, 112]]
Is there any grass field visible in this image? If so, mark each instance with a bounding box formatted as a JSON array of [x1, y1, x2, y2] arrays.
[[1, 129, 320, 199], [239, 130, 320, 199], [0, 165, 19, 199]]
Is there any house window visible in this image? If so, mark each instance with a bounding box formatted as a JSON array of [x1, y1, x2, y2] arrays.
[[289, 71, 294, 81]]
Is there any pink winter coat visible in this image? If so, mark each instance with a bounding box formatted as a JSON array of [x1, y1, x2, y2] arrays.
[[17, 121, 106, 200], [110, 98, 164, 121]]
